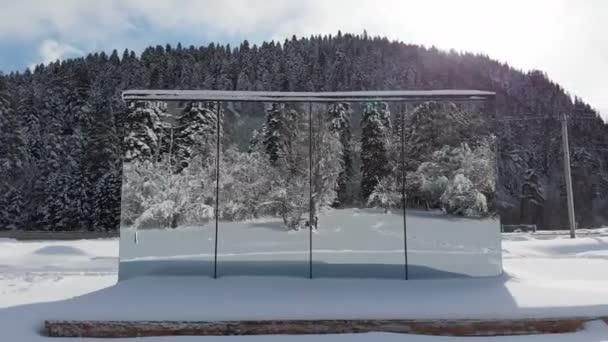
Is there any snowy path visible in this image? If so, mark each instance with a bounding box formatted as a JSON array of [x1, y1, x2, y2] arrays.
[[2, 234, 608, 340]]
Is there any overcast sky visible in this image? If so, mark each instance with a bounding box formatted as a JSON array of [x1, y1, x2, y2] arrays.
[[0, 0, 605, 119]]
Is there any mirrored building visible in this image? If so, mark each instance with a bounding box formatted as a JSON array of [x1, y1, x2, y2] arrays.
[[119, 90, 502, 280]]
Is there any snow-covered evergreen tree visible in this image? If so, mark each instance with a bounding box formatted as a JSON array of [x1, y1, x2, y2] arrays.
[[403, 102, 476, 171], [310, 107, 344, 227], [278, 107, 309, 230], [327, 103, 353, 206], [360, 102, 392, 201], [175, 101, 219, 171], [124, 101, 171, 162], [0, 74, 26, 229], [263, 103, 283, 165], [261, 104, 310, 230]]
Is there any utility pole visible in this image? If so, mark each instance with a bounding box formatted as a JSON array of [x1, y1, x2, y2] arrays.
[[560, 112, 576, 238]]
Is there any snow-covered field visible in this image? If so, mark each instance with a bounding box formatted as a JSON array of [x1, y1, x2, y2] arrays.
[[2, 230, 608, 340], [0, 238, 117, 308]]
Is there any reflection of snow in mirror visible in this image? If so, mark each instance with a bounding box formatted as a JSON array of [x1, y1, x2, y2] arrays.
[[121, 208, 500, 278]]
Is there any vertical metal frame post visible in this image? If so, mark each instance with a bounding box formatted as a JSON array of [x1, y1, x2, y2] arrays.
[[308, 101, 313, 279], [214, 101, 221, 278], [400, 102, 409, 280]]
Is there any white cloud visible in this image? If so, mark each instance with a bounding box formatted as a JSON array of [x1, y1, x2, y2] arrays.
[[38, 39, 83, 65], [0, 0, 132, 42], [27, 40, 84, 70], [0, 0, 606, 120]]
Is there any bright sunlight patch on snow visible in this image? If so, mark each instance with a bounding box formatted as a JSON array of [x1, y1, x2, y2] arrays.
[[2, 232, 608, 340]]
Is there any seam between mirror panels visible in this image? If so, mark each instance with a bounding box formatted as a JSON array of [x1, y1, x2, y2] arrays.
[[214, 101, 221, 279], [401, 102, 409, 280], [308, 101, 313, 279]]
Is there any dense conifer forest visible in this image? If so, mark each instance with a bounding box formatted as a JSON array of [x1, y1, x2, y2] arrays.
[[0, 32, 606, 231]]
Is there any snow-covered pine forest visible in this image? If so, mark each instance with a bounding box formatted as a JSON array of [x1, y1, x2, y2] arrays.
[[0, 32, 607, 231]]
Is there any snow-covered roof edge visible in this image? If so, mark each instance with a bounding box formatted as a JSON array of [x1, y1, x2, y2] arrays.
[[122, 89, 495, 103]]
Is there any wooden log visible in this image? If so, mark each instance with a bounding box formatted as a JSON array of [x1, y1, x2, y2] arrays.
[[44, 318, 587, 338]]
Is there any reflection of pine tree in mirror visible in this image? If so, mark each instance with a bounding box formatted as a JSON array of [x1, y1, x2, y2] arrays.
[[327, 103, 354, 208], [213, 102, 310, 231], [361, 102, 393, 204], [124, 101, 172, 162], [261, 103, 309, 230], [121, 100, 217, 230], [310, 103, 343, 228], [401, 101, 495, 217], [174, 101, 219, 172], [122, 99, 497, 235]]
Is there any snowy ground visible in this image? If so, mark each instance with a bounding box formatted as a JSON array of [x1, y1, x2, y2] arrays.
[[2, 231, 608, 340], [0, 238, 117, 308]]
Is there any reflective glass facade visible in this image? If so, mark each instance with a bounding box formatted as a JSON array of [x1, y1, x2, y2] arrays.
[[119, 98, 501, 280]]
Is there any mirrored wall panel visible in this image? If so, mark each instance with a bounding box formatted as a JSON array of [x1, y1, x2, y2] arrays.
[[216, 102, 310, 277], [311, 103, 405, 279], [119, 101, 218, 279], [119, 98, 502, 280], [404, 101, 502, 278]]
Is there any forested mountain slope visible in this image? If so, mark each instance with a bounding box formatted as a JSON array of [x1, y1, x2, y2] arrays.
[[0, 32, 606, 231]]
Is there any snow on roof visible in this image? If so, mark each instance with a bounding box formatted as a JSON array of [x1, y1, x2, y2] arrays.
[[122, 89, 495, 103]]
